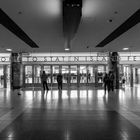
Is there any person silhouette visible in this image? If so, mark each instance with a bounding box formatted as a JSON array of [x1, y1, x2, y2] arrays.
[[103, 73, 109, 95], [57, 72, 63, 91], [41, 71, 49, 92]]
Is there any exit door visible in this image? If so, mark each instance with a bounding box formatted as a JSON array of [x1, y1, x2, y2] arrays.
[[62, 65, 69, 86]]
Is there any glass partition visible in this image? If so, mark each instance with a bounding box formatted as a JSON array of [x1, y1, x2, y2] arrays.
[[25, 66, 33, 84], [97, 66, 104, 83], [43, 65, 51, 83], [87, 66, 95, 83], [62, 66, 69, 83], [80, 65, 87, 83], [34, 65, 41, 83], [70, 66, 77, 83], [52, 65, 59, 83]]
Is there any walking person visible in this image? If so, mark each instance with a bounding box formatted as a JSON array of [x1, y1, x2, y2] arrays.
[[41, 71, 49, 92], [57, 72, 63, 91], [103, 73, 109, 95]]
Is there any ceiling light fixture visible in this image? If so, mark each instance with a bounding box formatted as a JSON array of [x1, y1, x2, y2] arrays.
[[65, 48, 70, 51], [42, 0, 61, 17], [82, 0, 98, 17], [6, 49, 12, 52], [122, 48, 129, 51]]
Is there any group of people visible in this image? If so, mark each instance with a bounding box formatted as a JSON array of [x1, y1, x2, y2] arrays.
[[41, 70, 116, 94], [40, 71, 63, 92], [103, 71, 114, 94]]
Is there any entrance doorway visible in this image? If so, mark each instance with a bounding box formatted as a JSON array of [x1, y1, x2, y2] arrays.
[[70, 65, 78, 85], [79, 65, 87, 85], [0, 65, 10, 88], [87, 65, 95, 84], [97, 66, 105, 85], [24, 64, 107, 88], [52, 65, 60, 86], [43, 65, 51, 84], [62, 65, 69, 86], [34, 65, 41, 85]]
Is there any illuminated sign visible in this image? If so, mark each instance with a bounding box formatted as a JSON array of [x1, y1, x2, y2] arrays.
[[22, 56, 108, 62], [0, 57, 10, 62], [0, 54, 139, 63], [22, 55, 140, 62]]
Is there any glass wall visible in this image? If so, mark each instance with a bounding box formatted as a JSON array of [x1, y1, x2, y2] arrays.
[[43, 65, 51, 83], [70, 66, 77, 83], [24, 64, 107, 86], [62, 66, 69, 84], [52, 65, 59, 83], [123, 66, 131, 85], [6, 65, 11, 88], [97, 66, 105, 83], [87, 66, 95, 83], [25, 66, 33, 84], [34, 65, 41, 84], [80, 66, 87, 83]]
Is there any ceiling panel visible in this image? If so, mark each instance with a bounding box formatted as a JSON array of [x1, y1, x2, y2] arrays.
[[0, 0, 140, 52]]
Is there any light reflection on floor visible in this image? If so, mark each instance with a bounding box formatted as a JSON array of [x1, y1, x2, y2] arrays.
[[1, 86, 140, 111], [20, 87, 140, 103], [1, 86, 140, 139]]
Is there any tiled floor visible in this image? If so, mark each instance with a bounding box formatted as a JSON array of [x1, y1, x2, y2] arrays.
[[0, 86, 140, 140]]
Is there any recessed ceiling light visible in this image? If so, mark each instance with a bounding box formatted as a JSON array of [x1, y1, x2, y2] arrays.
[[42, 0, 61, 17], [122, 48, 129, 50], [6, 49, 12, 52], [18, 11, 22, 15], [82, 1, 98, 17], [65, 48, 70, 51], [108, 19, 113, 22]]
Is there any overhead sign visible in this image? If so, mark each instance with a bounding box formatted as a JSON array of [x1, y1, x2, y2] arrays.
[[22, 56, 108, 63], [97, 52, 109, 57]]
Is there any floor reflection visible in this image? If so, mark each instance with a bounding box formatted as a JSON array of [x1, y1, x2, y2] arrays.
[[1, 86, 140, 139], [1, 86, 140, 110]]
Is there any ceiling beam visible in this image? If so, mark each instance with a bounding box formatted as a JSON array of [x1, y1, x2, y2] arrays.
[[0, 8, 39, 48], [63, 0, 82, 49], [96, 9, 140, 47]]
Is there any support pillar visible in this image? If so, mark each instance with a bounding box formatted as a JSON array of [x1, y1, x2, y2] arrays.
[[11, 53, 23, 89], [108, 52, 119, 89], [130, 65, 133, 87], [3, 65, 7, 88], [95, 65, 98, 87]]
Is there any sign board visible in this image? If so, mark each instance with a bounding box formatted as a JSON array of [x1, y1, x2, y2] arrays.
[[97, 52, 109, 57]]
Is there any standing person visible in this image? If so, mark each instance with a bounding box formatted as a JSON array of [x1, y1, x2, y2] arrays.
[[87, 72, 91, 83], [57, 72, 63, 91], [41, 71, 49, 92], [103, 73, 109, 95], [122, 76, 126, 85]]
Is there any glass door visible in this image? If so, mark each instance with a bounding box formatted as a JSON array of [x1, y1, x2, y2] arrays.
[[70, 65, 77, 84], [34, 65, 41, 84], [6, 65, 11, 88], [79, 65, 87, 84], [97, 65, 105, 84], [123, 66, 130, 85], [25, 65, 33, 85], [52, 65, 60, 84], [62, 65, 69, 84], [87, 65, 95, 83], [43, 65, 51, 83]]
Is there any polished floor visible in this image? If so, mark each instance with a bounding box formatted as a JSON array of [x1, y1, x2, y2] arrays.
[[0, 86, 140, 140]]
